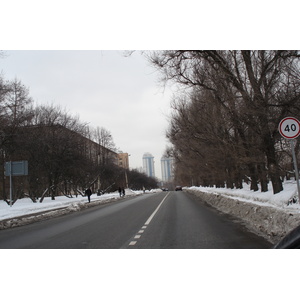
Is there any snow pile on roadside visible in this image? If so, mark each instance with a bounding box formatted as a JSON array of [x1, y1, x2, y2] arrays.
[[0, 188, 146, 229], [191, 181, 298, 208], [186, 181, 300, 244]]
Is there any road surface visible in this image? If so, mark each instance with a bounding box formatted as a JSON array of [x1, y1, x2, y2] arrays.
[[0, 191, 272, 249]]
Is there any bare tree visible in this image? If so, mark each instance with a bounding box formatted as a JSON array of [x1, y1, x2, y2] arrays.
[[148, 50, 300, 194], [0, 77, 34, 200], [93, 126, 116, 164], [15, 104, 91, 201]]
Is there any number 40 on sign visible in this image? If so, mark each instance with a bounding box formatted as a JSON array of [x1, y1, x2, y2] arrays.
[[279, 117, 300, 139]]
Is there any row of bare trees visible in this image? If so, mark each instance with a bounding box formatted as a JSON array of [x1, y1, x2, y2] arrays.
[[147, 51, 300, 194], [1, 73, 159, 203], [0, 75, 117, 202]]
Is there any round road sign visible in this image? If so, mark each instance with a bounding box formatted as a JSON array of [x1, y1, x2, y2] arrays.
[[279, 117, 300, 139]]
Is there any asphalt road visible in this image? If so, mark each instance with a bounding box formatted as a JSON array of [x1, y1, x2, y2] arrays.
[[0, 191, 272, 249]]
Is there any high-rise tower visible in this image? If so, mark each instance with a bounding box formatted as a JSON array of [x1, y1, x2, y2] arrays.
[[161, 156, 174, 182], [142, 152, 155, 178]]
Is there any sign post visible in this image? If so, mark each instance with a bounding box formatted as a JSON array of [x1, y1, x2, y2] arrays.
[[279, 117, 300, 201], [5, 160, 28, 207]]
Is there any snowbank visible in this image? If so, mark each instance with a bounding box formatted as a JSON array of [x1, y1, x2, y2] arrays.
[[186, 181, 300, 244], [0, 188, 145, 229]]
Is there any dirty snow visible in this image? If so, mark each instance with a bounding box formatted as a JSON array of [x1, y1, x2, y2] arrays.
[[186, 180, 300, 244], [0, 188, 156, 229]]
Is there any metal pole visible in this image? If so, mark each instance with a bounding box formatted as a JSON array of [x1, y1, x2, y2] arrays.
[[125, 170, 128, 189], [10, 161, 12, 207], [290, 139, 300, 201]]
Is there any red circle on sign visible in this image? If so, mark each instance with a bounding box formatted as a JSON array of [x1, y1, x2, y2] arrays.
[[279, 117, 300, 139]]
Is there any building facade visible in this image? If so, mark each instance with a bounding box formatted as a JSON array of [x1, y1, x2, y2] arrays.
[[161, 156, 174, 182], [0, 125, 119, 200], [118, 153, 129, 169], [142, 152, 155, 178]]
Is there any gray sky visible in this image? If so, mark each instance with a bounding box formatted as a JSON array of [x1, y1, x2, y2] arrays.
[[0, 50, 174, 179], [1, 2, 292, 181]]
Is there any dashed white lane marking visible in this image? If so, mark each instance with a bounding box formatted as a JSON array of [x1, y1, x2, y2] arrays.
[[129, 241, 137, 246], [128, 192, 170, 247]]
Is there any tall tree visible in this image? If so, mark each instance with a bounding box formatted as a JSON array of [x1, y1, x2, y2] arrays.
[[0, 77, 33, 200], [148, 50, 300, 194]]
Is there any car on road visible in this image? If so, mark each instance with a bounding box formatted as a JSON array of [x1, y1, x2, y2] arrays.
[[175, 186, 182, 191]]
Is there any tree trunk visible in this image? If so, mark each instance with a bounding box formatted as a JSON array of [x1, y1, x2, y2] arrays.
[[258, 163, 268, 192], [264, 135, 283, 194], [234, 166, 243, 189], [248, 164, 259, 191]]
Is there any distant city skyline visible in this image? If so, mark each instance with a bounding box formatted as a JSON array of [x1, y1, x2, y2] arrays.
[[140, 153, 174, 183]]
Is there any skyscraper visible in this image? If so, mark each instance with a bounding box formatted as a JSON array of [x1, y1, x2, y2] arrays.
[[161, 156, 174, 182], [142, 152, 155, 178]]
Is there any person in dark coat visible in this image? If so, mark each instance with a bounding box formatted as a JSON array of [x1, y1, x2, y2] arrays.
[[85, 188, 92, 203], [118, 187, 122, 197]]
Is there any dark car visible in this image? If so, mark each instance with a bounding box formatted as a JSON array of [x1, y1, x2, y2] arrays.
[[175, 186, 182, 191], [273, 224, 300, 248]]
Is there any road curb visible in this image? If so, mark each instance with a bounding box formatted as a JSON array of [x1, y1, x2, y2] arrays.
[[185, 189, 300, 244], [0, 195, 136, 230]]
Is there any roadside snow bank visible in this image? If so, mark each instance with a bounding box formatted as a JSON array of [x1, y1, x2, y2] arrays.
[[0, 188, 145, 230], [186, 181, 300, 244]]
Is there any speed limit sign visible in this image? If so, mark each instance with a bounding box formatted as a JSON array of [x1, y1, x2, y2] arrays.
[[279, 117, 300, 139], [279, 117, 300, 202]]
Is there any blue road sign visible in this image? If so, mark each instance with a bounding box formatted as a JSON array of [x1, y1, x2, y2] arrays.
[[5, 161, 28, 176]]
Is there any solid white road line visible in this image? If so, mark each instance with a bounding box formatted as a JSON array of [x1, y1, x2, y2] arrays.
[[144, 192, 170, 226]]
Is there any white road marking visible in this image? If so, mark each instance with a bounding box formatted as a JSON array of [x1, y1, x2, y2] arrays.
[[128, 192, 170, 247], [145, 192, 170, 226], [129, 241, 137, 246]]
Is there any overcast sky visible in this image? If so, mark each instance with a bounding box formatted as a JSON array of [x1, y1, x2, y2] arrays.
[[0, 50, 174, 179], [1, 1, 297, 295]]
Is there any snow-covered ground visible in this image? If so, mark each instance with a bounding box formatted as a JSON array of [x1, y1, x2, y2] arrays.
[[188, 180, 299, 209], [186, 180, 300, 244], [0, 188, 159, 229]]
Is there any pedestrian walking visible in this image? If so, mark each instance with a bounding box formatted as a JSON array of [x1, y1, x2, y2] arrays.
[[122, 188, 125, 197], [85, 188, 92, 203], [118, 187, 122, 197]]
